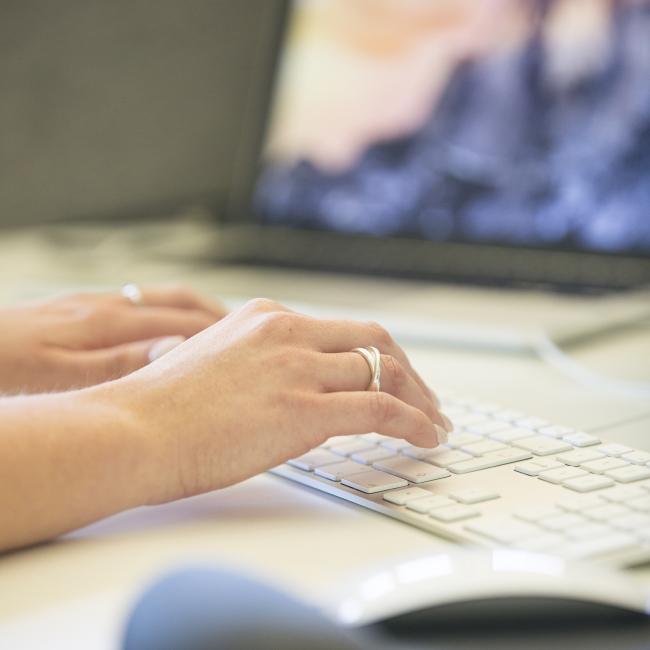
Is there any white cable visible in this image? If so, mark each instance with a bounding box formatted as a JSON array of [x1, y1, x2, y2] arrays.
[[534, 332, 650, 399]]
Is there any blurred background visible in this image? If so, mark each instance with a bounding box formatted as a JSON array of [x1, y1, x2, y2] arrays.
[[0, 0, 281, 227], [0, 0, 284, 302], [258, 0, 650, 253], [2, 0, 649, 296]]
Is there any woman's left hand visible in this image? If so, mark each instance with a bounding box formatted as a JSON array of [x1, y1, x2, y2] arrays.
[[0, 285, 227, 394]]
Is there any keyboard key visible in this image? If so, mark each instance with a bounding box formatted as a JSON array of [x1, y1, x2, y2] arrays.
[[562, 474, 615, 493], [515, 506, 562, 522], [580, 457, 629, 474], [556, 534, 637, 560], [621, 451, 650, 465], [383, 486, 432, 506], [556, 494, 605, 512], [610, 513, 650, 531], [288, 449, 345, 471], [563, 432, 601, 447], [449, 488, 500, 505], [461, 440, 507, 457], [467, 420, 509, 435], [380, 438, 411, 451], [600, 486, 647, 503], [426, 449, 473, 468], [490, 427, 534, 443], [430, 505, 480, 523], [470, 401, 501, 414], [465, 518, 540, 544], [373, 457, 451, 483], [515, 416, 549, 430], [598, 444, 633, 457], [516, 534, 564, 551], [315, 461, 372, 482], [627, 495, 650, 512], [452, 413, 489, 428], [538, 425, 574, 439], [514, 436, 572, 456], [446, 433, 483, 448], [448, 449, 531, 474], [514, 458, 563, 476], [401, 445, 438, 460], [638, 526, 650, 541], [540, 513, 587, 532], [492, 409, 524, 422], [584, 503, 628, 521], [330, 439, 376, 457], [341, 470, 408, 494], [565, 523, 612, 540], [442, 405, 467, 417], [359, 432, 387, 443], [605, 465, 650, 484], [538, 467, 588, 485], [322, 435, 355, 448], [556, 449, 604, 466], [406, 495, 456, 514], [350, 448, 398, 465]]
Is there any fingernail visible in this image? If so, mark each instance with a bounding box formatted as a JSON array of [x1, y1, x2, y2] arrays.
[[440, 412, 454, 433], [148, 336, 185, 362], [434, 424, 448, 444]]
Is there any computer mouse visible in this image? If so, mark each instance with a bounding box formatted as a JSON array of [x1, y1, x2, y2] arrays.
[[123, 566, 365, 650], [323, 547, 650, 631]]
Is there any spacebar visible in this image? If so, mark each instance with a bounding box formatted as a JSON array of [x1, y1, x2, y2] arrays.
[[448, 450, 532, 474]]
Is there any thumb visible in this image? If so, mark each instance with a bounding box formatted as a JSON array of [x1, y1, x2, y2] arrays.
[[148, 335, 186, 362], [75, 336, 186, 384]]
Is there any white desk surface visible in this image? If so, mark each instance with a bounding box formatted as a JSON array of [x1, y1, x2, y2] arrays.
[[1, 218, 649, 648]]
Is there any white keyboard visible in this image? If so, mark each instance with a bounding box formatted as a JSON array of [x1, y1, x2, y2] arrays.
[[271, 392, 650, 568]]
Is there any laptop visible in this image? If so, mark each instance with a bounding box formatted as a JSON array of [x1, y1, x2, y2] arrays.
[[219, 0, 650, 349]]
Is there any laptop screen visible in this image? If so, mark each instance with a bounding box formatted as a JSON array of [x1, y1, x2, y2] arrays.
[[252, 0, 650, 256]]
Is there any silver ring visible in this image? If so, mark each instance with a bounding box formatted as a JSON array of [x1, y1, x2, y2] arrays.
[[121, 283, 143, 306], [352, 346, 382, 392]]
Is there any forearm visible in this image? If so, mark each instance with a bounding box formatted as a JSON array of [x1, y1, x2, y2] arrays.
[[0, 384, 160, 552]]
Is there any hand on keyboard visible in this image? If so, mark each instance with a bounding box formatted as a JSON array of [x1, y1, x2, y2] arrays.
[[280, 391, 650, 567], [123, 298, 451, 500]]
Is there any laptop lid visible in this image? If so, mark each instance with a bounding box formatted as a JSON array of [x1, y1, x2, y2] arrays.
[[226, 0, 650, 290]]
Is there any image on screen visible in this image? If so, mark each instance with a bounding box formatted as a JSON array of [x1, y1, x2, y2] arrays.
[[253, 0, 650, 255]]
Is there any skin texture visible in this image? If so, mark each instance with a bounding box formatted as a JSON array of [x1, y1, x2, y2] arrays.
[[0, 296, 451, 552], [0, 285, 227, 394]]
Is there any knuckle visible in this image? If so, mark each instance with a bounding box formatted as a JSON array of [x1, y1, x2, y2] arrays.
[[408, 415, 430, 441], [381, 355, 405, 390], [86, 304, 113, 329], [168, 283, 195, 301], [368, 391, 397, 423], [366, 321, 392, 348], [422, 401, 436, 421], [244, 297, 281, 313], [258, 311, 303, 338]]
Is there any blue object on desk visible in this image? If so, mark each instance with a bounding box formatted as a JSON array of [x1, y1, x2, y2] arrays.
[[122, 567, 363, 650]]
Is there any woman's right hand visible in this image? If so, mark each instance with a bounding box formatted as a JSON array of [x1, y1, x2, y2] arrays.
[[100, 299, 453, 505]]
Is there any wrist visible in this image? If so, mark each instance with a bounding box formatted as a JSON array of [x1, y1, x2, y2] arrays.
[[80, 376, 178, 508]]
